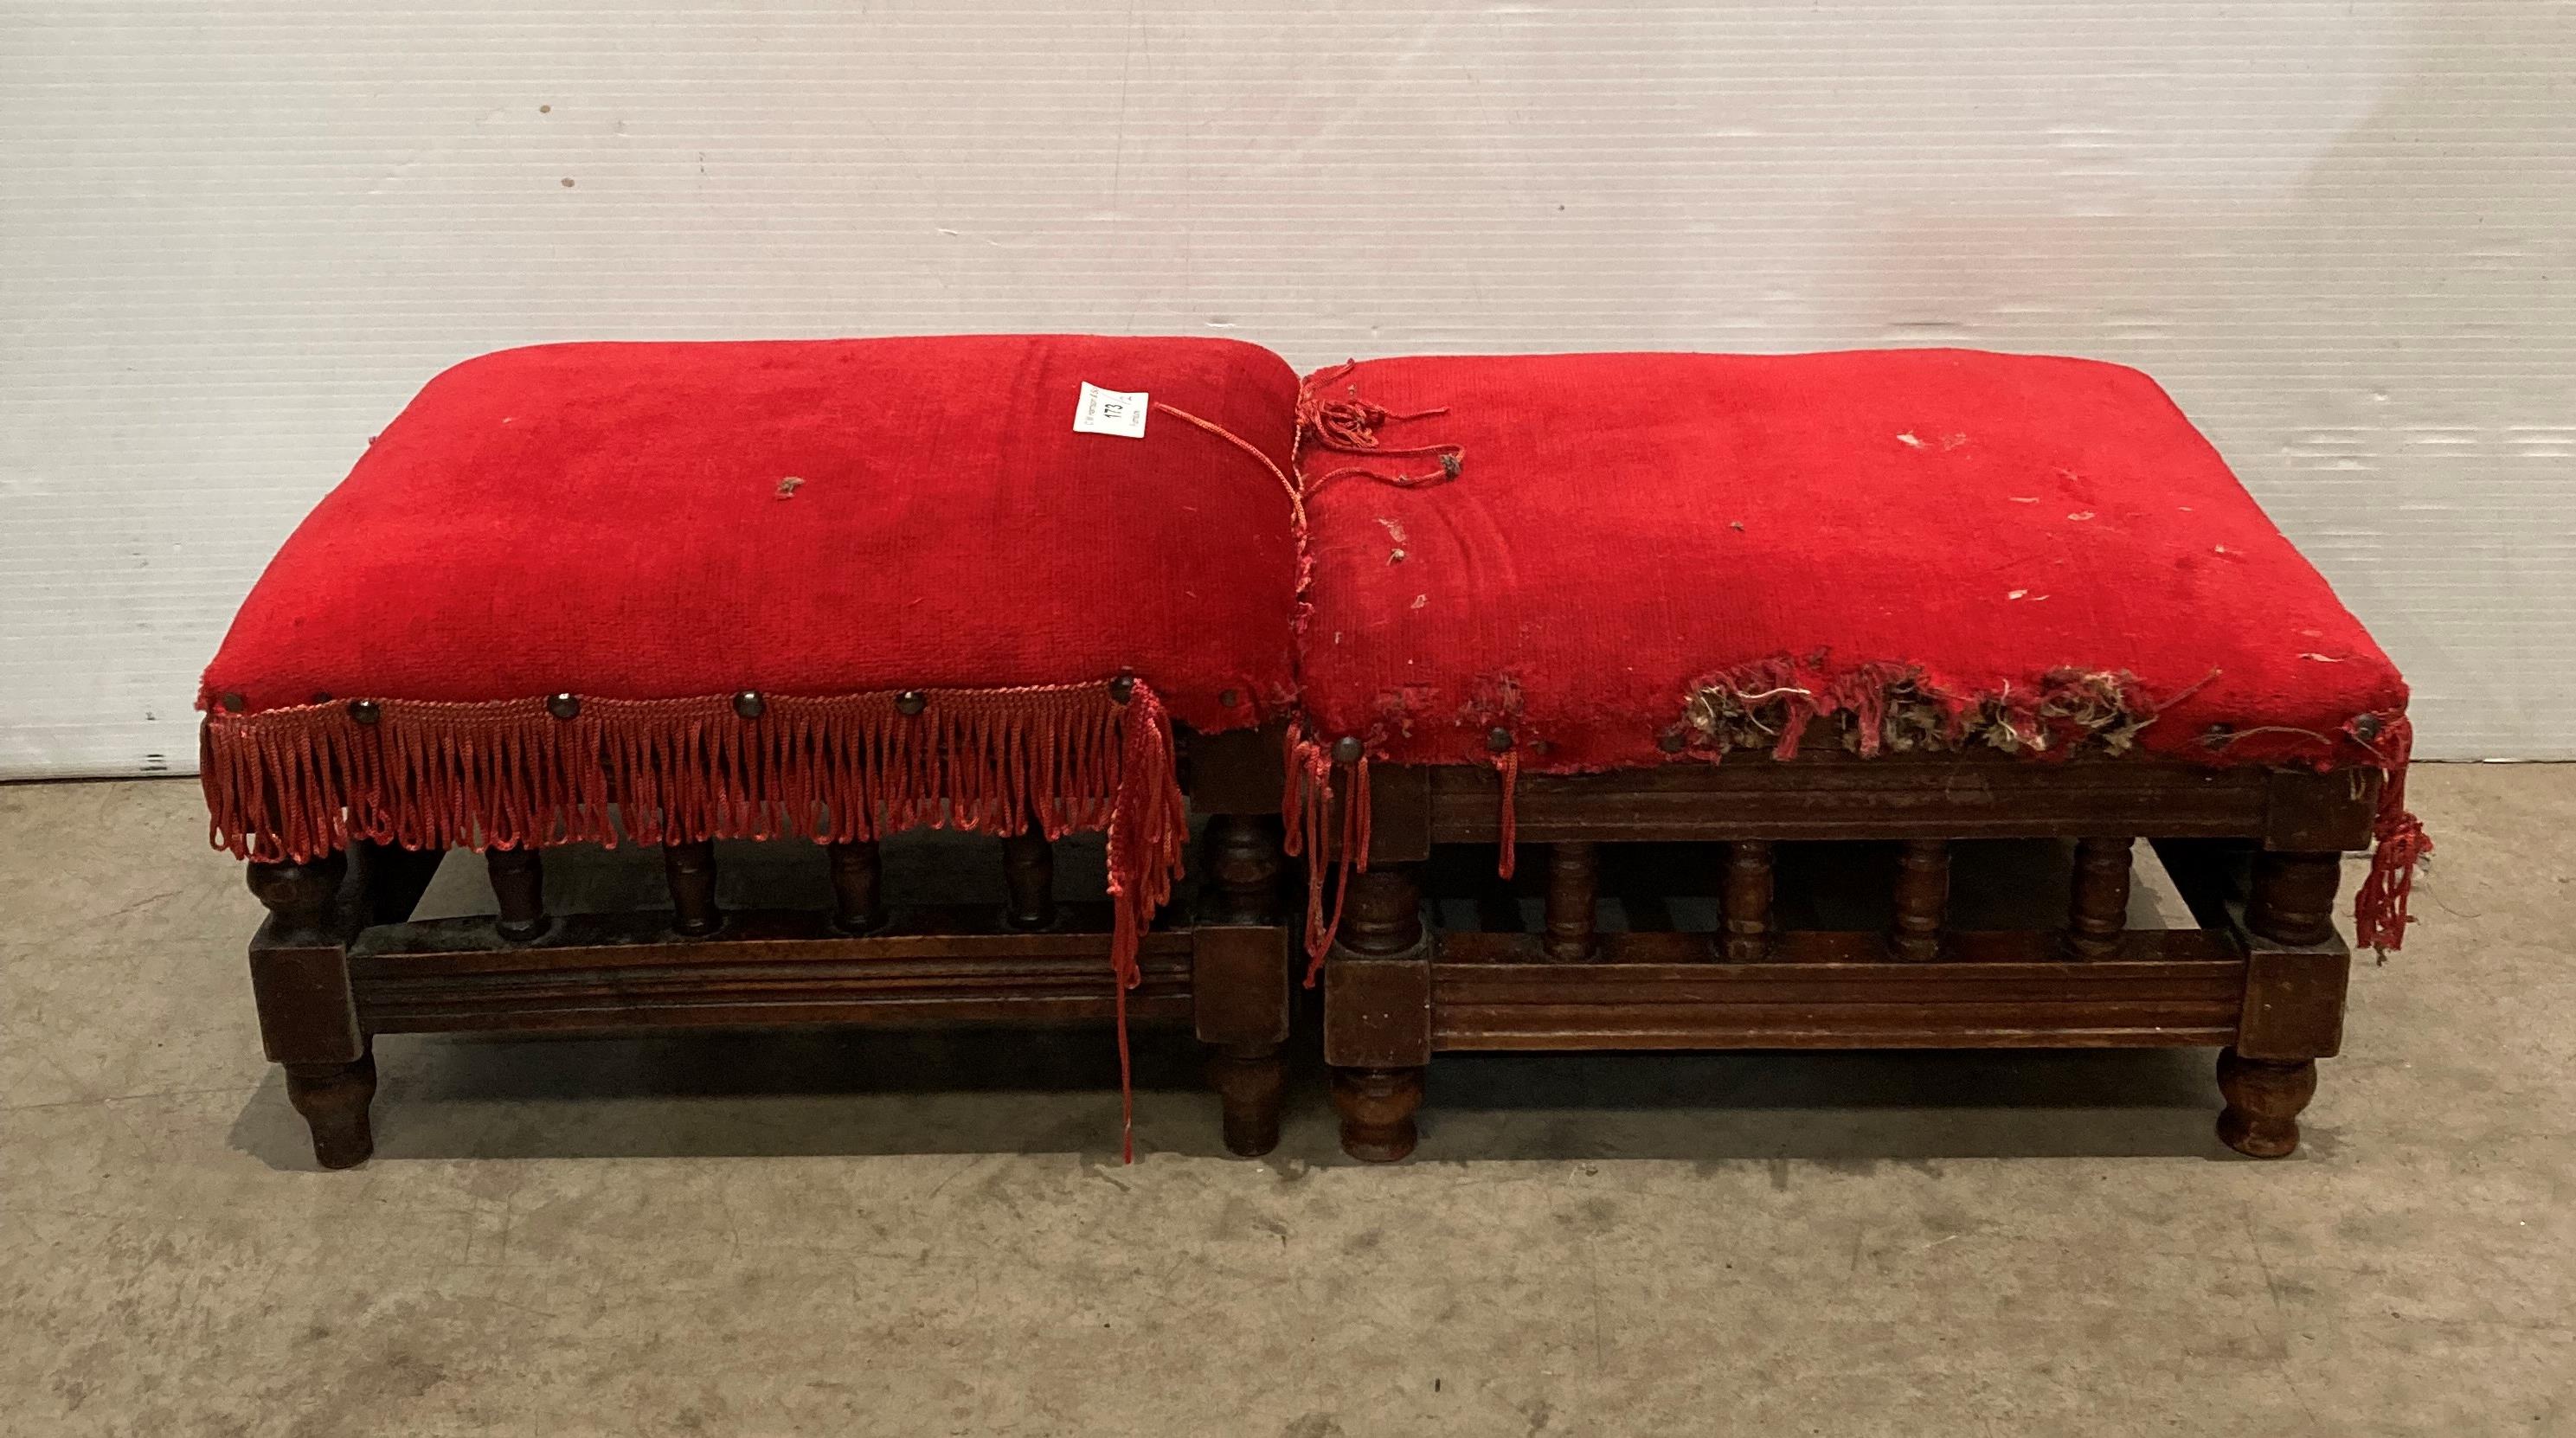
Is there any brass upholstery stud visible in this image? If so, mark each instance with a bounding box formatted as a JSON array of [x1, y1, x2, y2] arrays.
[[1332, 735, 1363, 764], [1108, 671, 1136, 704], [346, 699, 381, 726], [309, 691, 333, 705], [1219, 688, 1241, 708], [1658, 729, 1688, 754], [732, 690, 766, 720], [896, 690, 928, 716], [1487, 727, 1515, 753], [219, 691, 247, 713], [547, 693, 581, 720]]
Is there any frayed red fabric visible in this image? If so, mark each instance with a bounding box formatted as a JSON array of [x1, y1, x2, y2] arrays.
[[1297, 349, 2424, 948], [2352, 713, 2431, 955]]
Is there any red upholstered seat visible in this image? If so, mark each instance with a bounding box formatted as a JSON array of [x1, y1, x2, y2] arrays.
[[201, 334, 1305, 969], [1294, 349, 2420, 943]]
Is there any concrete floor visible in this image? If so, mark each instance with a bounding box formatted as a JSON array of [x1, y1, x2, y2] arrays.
[[3, 767, 2569, 1436]]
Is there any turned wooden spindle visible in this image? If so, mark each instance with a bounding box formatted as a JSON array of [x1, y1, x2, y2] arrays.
[[1720, 840, 1775, 961], [2249, 851, 2342, 946], [485, 848, 547, 941], [828, 839, 887, 934], [2065, 836, 2133, 960], [1891, 838, 1950, 961], [663, 839, 720, 936], [1000, 826, 1057, 930], [1328, 863, 1428, 1162], [1543, 842, 1599, 961]]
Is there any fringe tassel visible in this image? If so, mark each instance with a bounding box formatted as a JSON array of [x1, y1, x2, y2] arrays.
[[202, 679, 1189, 1160], [1284, 721, 1369, 987], [1494, 748, 1519, 879], [2353, 713, 2430, 957], [1104, 683, 1185, 1162]]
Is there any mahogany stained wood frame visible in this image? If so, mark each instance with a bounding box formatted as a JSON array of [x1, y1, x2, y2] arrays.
[[241, 726, 1293, 1169], [1319, 742, 2377, 1163]]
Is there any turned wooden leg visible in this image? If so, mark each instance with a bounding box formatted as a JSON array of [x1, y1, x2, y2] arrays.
[[1195, 814, 1292, 1158], [2217, 1048, 2316, 1159], [2249, 851, 2342, 947], [1331, 1066, 1424, 1164], [2220, 848, 2348, 1158], [247, 853, 377, 1169], [1325, 863, 1430, 1162], [286, 1053, 379, 1170], [1209, 1043, 1287, 1157]]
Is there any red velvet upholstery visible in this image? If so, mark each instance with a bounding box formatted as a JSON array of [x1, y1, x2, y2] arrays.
[[1298, 349, 2407, 774], [1294, 349, 2421, 948], [199, 336, 1305, 1022], [204, 336, 1301, 731]]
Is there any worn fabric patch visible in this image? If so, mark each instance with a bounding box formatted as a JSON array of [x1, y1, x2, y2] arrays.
[[1295, 348, 2407, 775]]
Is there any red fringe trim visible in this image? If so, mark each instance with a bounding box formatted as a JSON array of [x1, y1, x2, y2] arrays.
[[202, 679, 1188, 1159]]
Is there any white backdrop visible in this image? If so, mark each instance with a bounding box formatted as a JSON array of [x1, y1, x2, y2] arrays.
[[3, 0, 2569, 775]]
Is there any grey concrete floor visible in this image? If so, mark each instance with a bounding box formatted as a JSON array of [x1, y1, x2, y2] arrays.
[[3, 767, 2570, 1436]]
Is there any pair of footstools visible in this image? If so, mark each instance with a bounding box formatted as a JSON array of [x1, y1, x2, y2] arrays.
[[201, 335, 2425, 1168]]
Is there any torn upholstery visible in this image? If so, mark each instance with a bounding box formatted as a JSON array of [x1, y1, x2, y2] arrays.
[[1294, 349, 2422, 947]]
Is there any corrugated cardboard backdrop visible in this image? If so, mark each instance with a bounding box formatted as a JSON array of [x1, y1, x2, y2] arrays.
[[3, 1, 2568, 775]]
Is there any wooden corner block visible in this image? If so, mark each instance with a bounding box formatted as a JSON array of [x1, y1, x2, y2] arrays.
[[1192, 925, 1291, 1048], [1323, 952, 1433, 1069], [2235, 942, 2350, 1062]]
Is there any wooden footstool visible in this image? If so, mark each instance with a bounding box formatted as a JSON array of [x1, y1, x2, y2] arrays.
[[202, 335, 1303, 1165], [1290, 349, 2426, 1162]]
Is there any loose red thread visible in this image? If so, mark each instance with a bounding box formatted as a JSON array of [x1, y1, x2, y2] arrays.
[[1283, 721, 1369, 987], [1297, 361, 1465, 493]]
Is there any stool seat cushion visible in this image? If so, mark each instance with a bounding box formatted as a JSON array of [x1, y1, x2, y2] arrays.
[[204, 335, 1300, 730], [1297, 349, 2408, 777], [200, 335, 1305, 974]]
